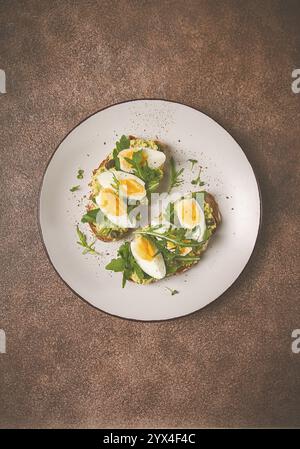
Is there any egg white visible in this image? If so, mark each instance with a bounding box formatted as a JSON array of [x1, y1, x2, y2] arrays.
[[131, 237, 166, 280], [95, 190, 134, 228]]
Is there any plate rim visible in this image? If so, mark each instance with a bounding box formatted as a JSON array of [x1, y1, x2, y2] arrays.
[[38, 98, 263, 322]]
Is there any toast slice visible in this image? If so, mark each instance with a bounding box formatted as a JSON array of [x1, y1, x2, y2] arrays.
[[82, 135, 167, 242], [105, 191, 221, 286]]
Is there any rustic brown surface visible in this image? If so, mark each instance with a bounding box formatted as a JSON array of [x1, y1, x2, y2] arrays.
[[0, 0, 300, 428]]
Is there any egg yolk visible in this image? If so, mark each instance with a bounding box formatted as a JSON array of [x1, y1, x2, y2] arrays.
[[177, 199, 200, 228], [99, 188, 125, 216], [119, 148, 148, 171], [135, 236, 157, 261], [119, 179, 145, 196]]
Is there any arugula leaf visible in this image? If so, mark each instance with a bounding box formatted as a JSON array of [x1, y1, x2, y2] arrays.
[[118, 240, 130, 260], [191, 167, 205, 186], [106, 221, 207, 286], [124, 150, 143, 178], [117, 135, 130, 152], [106, 241, 146, 287], [105, 257, 125, 272], [113, 148, 120, 170], [127, 201, 140, 215], [168, 157, 184, 193], [124, 150, 162, 193], [70, 185, 80, 192], [76, 226, 99, 255], [112, 135, 130, 169], [135, 227, 203, 248], [77, 169, 84, 179], [188, 159, 198, 169], [81, 208, 100, 223], [77, 225, 87, 246], [111, 172, 120, 191], [191, 191, 205, 210], [165, 202, 175, 224], [165, 287, 179, 296], [174, 255, 201, 262]]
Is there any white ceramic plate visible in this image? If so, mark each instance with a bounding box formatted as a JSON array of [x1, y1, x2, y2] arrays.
[[39, 99, 261, 321]]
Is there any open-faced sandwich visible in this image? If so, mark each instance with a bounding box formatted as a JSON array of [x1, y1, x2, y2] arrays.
[[81, 135, 166, 242], [105, 191, 221, 286]]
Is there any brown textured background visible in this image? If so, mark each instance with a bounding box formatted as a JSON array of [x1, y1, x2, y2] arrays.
[[0, 0, 300, 429]]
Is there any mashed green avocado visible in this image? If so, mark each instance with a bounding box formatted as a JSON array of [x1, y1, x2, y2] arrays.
[[129, 200, 217, 284], [86, 205, 128, 241]]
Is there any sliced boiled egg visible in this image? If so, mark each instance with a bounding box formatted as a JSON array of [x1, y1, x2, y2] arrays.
[[97, 170, 146, 201], [118, 147, 166, 173], [166, 240, 192, 256], [174, 197, 206, 241], [117, 172, 146, 201], [97, 170, 117, 189], [96, 188, 131, 228], [131, 235, 166, 279]]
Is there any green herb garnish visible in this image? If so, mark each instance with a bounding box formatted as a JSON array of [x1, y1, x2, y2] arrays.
[[70, 185, 80, 192], [77, 169, 84, 179], [188, 159, 198, 169], [168, 157, 184, 193], [191, 167, 205, 187], [106, 225, 206, 287], [165, 202, 175, 224], [165, 287, 179, 296], [76, 225, 99, 255], [134, 226, 204, 274]]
